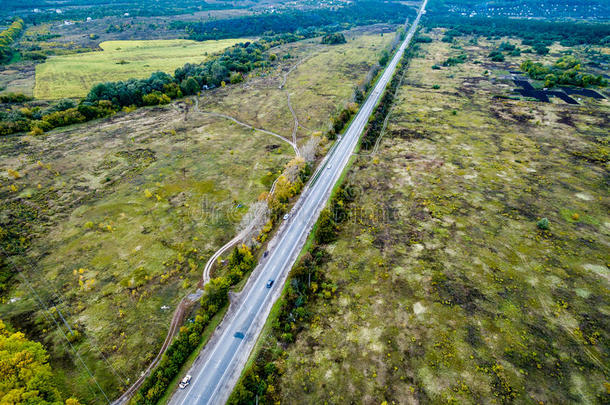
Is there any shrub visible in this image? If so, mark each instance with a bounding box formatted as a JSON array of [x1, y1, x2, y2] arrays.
[[229, 71, 243, 84], [41, 108, 86, 127], [142, 91, 171, 106], [0, 92, 33, 103], [489, 50, 505, 62], [379, 50, 390, 66], [537, 218, 550, 230], [321, 33, 346, 45]]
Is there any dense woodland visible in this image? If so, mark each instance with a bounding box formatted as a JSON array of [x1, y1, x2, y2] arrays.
[[171, 2, 415, 41], [425, 15, 610, 47]]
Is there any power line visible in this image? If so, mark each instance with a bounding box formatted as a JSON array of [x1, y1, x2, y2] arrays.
[[1, 248, 111, 404]]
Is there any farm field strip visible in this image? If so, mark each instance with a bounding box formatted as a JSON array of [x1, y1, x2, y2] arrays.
[[34, 38, 242, 99]]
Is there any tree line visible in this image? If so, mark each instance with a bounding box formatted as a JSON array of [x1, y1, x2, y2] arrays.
[[171, 1, 415, 41], [0, 18, 24, 64], [0, 27, 345, 137], [133, 244, 256, 405], [4, 0, 229, 25], [361, 45, 417, 150]]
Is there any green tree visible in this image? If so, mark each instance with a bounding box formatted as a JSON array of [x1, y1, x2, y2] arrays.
[[0, 320, 68, 404], [181, 77, 200, 95], [315, 208, 338, 244]]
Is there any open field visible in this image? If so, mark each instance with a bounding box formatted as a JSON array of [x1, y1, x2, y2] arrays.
[[0, 25, 393, 403], [264, 32, 610, 403], [34, 38, 242, 99], [201, 24, 395, 145]]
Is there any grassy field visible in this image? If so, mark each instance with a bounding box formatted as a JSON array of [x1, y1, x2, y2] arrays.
[[0, 26, 394, 403], [262, 32, 610, 404], [201, 25, 395, 145], [0, 104, 293, 402], [34, 38, 242, 99]]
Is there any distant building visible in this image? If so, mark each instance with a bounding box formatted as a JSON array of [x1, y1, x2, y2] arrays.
[[124, 12, 130, 17], [56, 9, 62, 14], [86, 17, 92, 22]]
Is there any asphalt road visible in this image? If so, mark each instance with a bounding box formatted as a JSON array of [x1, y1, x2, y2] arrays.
[[170, 2, 427, 404]]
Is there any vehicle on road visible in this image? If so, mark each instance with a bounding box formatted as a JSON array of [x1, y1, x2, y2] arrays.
[[266, 279, 274, 288], [263, 250, 269, 257], [283, 213, 290, 220], [233, 331, 245, 339], [179, 375, 191, 389], [327, 164, 332, 170]]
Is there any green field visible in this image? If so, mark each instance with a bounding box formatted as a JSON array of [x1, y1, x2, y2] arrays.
[[34, 38, 242, 99]]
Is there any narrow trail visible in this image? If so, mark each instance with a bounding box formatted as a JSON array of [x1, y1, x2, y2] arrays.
[[193, 97, 300, 156], [279, 55, 313, 155], [278, 54, 312, 90], [286, 92, 299, 149]]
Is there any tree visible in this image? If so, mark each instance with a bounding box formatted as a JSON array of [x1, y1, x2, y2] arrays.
[[315, 208, 338, 244], [181, 77, 200, 95], [0, 320, 67, 404], [379, 50, 390, 66]]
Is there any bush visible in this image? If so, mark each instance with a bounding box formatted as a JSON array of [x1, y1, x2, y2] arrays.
[[41, 108, 87, 127], [142, 91, 171, 106], [321, 33, 346, 45], [489, 50, 505, 62], [443, 54, 467, 66], [0, 93, 33, 103], [379, 50, 390, 66], [229, 71, 243, 84], [536, 218, 550, 230]]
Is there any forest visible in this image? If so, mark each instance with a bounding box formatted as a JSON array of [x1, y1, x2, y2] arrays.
[[425, 15, 610, 47], [171, 1, 415, 40], [0, 0, 230, 24]]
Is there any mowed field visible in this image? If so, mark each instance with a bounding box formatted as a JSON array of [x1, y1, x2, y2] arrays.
[[34, 38, 242, 99]]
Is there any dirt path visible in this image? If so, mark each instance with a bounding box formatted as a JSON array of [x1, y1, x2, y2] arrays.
[[193, 96, 300, 156]]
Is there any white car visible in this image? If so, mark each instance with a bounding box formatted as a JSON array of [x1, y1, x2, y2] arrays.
[[283, 213, 290, 220], [327, 164, 332, 170], [179, 374, 192, 389]]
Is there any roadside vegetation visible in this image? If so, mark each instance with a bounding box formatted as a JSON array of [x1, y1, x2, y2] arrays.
[[232, 27, 609, 404]]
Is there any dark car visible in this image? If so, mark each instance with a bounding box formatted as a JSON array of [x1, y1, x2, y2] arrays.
[[263, 250, 269, 257], [234, 331, 245, 339], [266, 279, 274, 288]]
